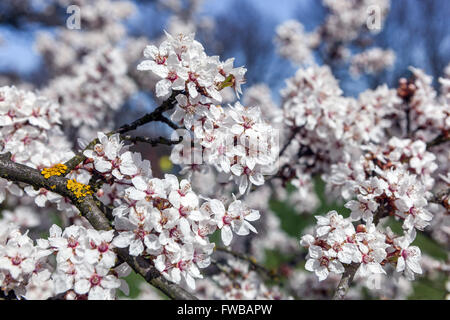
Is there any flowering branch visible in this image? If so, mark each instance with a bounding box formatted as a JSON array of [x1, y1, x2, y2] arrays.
[[63, 93, 179, 174], [115, 93, 179, 134], [0, 152, 198, 300]]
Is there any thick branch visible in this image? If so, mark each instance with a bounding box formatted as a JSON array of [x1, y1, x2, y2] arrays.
[[332, 263, 359, 300], [0, 153, 197, 300]]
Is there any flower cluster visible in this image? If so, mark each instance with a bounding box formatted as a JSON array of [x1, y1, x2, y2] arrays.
[[321, 0, 390, 43], [326, 137, 436, 231], [281, 66, 401, 169], [0, 224, 52, 299], [0, 221, 131, 300], [274, 0, 392, 71], [0, 86, 73, 205], [349, 48, 396, 77], [44, 47, 136, 140], [300, 211, 423, 281], [36, 0, 136, 74], [40, 224, 129, 300], [169, 100, 279, 194], [81, 132, 261, 289], [137, 32, 246, 115], [137, 33, 279, 195], [277, 66, 402, 213], [274, 20, 319, 65], [405, 67, 449, 142]]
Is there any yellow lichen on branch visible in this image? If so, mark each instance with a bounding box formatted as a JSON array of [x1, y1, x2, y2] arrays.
[[66, 179, 93, 198], [41, 163, 68, 179]]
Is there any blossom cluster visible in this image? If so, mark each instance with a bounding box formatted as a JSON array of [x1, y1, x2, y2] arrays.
[[0, 86, 74, 205], [36, 0, 136, 74], [300, 210, 423, 281], [80, 132, 261, 289], [0, 222, 128, 300], [274, 20, 319, 65], [281, 65, 400, 167], [171, 101, 279, 195], [321, 0, 390, 43], [326, 137, 437, 231], [137, 31, 246, 111], [39, 224, 129, 300], [44, 47, 136, 139], [274, 0, 392, 70], [283, 65, 448, 286], [138, 32, 278, 195], [349, 48, 396, 77], [276, 66, 401, 215]]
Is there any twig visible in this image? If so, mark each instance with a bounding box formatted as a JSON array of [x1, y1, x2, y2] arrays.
[[115, 93, 178, 135], [120, 135, 183, 147], [404, 102, 411, 138], [278, 125, 303, 158], [215, 246, 278, 280], [63, 93, 179, 175], [426, 132, 449, 149]]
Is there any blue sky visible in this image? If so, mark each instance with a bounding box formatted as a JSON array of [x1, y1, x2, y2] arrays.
[[0, 0, 304, 75], [0, 27, 42, 75]]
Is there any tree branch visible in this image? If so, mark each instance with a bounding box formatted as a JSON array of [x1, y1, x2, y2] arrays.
[[332, 263, 359, 300], [63, 93, 179, 174], [0, 152, 197, 300], [120, 135, 183, 147], [426, 132, 449, 149], [215, 246, 278, 280]]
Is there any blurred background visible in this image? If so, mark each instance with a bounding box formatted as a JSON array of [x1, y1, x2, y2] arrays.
[[0, 0, 449, 299]]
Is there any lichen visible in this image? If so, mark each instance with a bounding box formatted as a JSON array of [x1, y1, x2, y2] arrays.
[[41, 163, 68, 179], [67, 179, 93, 198]]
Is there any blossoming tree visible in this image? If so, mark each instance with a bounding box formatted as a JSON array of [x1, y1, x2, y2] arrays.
[[0, 0, 448, 300]]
